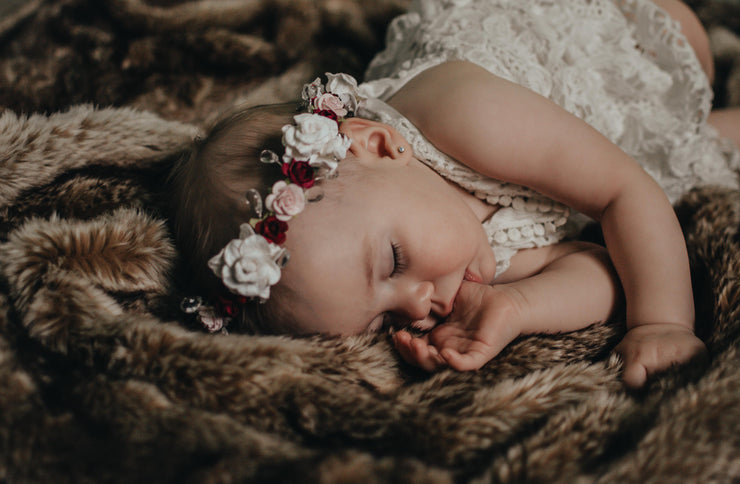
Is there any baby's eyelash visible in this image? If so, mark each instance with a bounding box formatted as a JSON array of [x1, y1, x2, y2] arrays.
[[391, 242, 408, 277]]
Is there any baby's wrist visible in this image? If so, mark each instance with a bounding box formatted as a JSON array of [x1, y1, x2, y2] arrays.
[[627, 306, 695, 331], [626, 321, 695, 336], [479, 284, 529, 335], [627, 306, 695, 333]]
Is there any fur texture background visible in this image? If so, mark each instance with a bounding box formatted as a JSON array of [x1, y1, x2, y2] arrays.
[[0, 1, 739, 482]]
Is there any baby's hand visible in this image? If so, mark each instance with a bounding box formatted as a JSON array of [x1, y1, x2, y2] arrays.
[[614, 323, 707, 388], [393, 281, 522, 372]]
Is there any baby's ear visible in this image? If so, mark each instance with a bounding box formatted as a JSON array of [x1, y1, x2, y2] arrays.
[[340, 117, 411, 161]]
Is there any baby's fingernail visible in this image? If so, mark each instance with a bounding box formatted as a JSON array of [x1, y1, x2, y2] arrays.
[[429, 346, 439, 357]]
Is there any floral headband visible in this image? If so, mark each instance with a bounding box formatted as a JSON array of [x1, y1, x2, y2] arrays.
[[187, 73, 362, 332]]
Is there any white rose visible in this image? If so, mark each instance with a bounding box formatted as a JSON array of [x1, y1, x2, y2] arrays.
[[265, 181, 306, 221], [282, 113, 338, 161], [325, 73, 360, 112], [208, 227, 284, 300], [318, 130, 351, 160], [308, 134, 352, 175], [307, 154, 339, 176]]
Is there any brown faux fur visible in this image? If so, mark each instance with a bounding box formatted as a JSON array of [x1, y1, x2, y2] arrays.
[[0, 1, 739, 482]]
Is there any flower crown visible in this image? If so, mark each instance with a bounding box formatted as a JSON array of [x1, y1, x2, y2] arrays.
[[201, 73, 361, 330]]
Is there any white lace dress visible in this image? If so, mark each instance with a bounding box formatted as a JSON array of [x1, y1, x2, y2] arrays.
[[358, 0, 740, 275]]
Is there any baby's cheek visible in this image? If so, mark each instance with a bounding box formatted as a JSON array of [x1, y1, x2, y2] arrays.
[[366, 316, 385, 333]]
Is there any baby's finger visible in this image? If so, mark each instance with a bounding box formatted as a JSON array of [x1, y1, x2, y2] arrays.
[[409, 337, 447, 372], [440, 347, 488, 371], [393, 331, 446, 371], [432, 328, 511, 371], [393, 331, 416, 363], [427, 343, 448, 369]]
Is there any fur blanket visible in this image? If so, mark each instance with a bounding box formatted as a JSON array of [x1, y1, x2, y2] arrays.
[[1, 1, 739, 482]]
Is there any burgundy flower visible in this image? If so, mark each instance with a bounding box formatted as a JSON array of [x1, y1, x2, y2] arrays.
[[217, 295, 240, 317], [281, 160, 315, 188], [313, 109, 339, 121], [255, 215, 288, 244]]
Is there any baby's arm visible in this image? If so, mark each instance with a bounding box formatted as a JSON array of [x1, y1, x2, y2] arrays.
[[390, 61, 706, 385], [395, 241, 621, 371]]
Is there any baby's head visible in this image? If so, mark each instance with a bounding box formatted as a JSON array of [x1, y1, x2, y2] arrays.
[[169, 74, 497, 336], [168, 100, 297, 333]]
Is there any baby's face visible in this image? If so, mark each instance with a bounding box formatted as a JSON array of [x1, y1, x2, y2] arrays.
[[278, 150, 497, 335]]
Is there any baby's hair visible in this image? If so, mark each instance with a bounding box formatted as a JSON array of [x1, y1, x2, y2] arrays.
[[168, 102, 300, 334]]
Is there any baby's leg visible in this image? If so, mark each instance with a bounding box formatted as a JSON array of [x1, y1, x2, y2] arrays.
[[708, 107, 740, 149], [651, 0, 740, 147], [649, 2, 740, 156], [651, 0, 714, 83]]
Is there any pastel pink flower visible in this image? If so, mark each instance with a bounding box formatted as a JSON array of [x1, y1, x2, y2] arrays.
[[265, 181, 306, 221], [315, 93, 348, 117], [198, 306, 227, 333]]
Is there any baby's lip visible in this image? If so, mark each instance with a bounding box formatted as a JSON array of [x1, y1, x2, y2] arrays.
[[463, 269, 483, 284]]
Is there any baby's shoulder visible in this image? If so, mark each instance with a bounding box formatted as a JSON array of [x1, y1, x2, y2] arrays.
[[387, 61, 487, 113], [386, 61, 506, 140]]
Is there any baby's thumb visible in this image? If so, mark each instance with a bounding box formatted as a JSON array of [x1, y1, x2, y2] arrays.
[[448, 281, 489, 319], [440, 347, 486, 371]]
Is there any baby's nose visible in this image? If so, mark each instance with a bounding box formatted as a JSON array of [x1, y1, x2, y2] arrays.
[[399, 280, 433, 321], [431, 296, 454, 319]]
